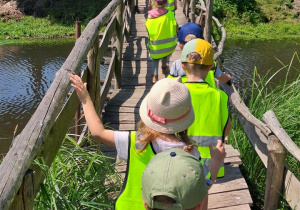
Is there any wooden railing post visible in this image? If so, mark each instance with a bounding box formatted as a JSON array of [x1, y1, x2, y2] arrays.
[[87, 37, 101, 115], [204, 0, 213, 43], [115, 0, 124, 89], [190, 0, 195, 22], [264, 134, 287, 209]]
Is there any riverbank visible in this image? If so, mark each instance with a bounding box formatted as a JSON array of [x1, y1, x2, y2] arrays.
[[1, 0, 300, 45]]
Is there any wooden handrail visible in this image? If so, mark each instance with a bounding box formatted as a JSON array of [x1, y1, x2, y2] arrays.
[[0, 0, 135, 209]]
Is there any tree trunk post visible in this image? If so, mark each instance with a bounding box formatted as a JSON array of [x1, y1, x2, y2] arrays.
[[264, 134, 287, 209], [204, 0, 213, 43], [115, 1, 124, 89]]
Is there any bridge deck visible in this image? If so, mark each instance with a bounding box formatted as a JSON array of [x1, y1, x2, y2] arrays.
[[102, 0, 253, 208]]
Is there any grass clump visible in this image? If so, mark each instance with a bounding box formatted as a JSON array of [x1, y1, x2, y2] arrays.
[[229, 52, 300, 209], [34, 135, 122, 209]]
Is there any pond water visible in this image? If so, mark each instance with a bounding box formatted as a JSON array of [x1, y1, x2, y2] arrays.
[[0, 39, 299, 155]]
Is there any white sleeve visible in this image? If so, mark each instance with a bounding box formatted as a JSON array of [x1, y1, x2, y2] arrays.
[[114, 131, 130, 161]]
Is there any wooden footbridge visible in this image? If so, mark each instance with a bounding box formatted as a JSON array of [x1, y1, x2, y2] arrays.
[[0, 0, 299, 209]]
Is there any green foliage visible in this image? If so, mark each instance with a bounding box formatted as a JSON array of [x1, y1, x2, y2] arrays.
[[229, 53, 300, 208], [34, 136, 122, 209], [16, 0, 111, 25], [212, 0, 266, 24], [0, 16, 76, 41]]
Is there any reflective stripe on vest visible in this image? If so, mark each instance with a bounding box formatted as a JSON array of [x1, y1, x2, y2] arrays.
[[114, 131, 155, 209], [185, 82, 229, 177], [145, 11, 177, 59], [166, 0, 175, 11]]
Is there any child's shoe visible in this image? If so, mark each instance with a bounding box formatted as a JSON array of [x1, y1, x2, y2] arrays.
[[152, 75, 158, 84]]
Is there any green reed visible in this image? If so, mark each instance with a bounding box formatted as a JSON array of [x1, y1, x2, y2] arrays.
[[229, 52, 300, 209], [34, 135, 122, 209]]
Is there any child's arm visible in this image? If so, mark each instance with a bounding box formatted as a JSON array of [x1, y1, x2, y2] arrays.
[[208, 140, 226, 184], [70, 74, 115, 147], [224, 118, 232, 137]]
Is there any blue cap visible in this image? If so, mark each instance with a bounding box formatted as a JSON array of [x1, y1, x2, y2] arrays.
[[178, 22, 204, 44]]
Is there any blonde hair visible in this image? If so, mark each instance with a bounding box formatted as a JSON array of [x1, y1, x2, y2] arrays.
[[137, 120, 195, 152]]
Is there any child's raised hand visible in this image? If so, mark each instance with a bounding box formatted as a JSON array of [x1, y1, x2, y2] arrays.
[[209, 140, 226, 162], [70, 74, 89, 103]]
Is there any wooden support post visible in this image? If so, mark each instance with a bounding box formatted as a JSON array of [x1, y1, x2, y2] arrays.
[[87, 37, 101, 116], [204, 0, 213, 43], [190, 0, 195, 23], [264, 134, 287, 210], [115, 1, 124, 89], [75, 21, 82, 142], [9, 170, 35, 210]]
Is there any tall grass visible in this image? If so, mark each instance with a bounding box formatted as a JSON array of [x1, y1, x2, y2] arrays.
[[34, 135, 122, 209], [229, 52, 300, 209]]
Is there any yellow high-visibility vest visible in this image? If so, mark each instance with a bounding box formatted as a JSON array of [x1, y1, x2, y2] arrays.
[[185, 82, 229, 177], [145, 11, 177, 59]]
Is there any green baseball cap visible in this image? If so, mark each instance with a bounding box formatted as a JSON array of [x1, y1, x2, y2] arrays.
[[180, 38, 214, 65], [141, 148, 208, 209]]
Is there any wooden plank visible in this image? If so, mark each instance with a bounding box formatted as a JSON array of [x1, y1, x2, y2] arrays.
[[99, 15, 117, 63], [100, 52, 116, 111], [103, 113, 141, 124], [284, 169, 300, 209], [208, 189, 252, 209], [238, 113, 268, 167], [209, 165, 248, 194], [214, 204, 251, 210], [224, 157, 242, 165]]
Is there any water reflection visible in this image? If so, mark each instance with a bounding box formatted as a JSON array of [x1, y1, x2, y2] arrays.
[[222, 39, 300, 94], [0, 43, 75, 154]]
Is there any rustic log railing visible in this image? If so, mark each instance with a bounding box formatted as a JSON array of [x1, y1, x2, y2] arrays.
[[180, 0, 300, 209], [0, 0, 135, 209]]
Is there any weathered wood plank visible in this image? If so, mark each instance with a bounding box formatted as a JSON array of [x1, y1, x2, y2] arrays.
[[263, 110, 300, 162], [100, 52, 116, 111], [208, 189, 252, 209], [214, 204, 251, 210]]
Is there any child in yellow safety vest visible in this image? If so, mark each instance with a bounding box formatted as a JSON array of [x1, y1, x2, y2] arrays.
[[70, 74, 226, 209], [145, 0, 178, 84], [168, 22, 232, 86], [180, 38, 232, 178]]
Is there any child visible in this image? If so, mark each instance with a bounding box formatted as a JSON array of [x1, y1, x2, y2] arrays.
[[168, 22, 232, 86], [70, 75, 225, 209], [180, 38, 231, 177], [145, 0, 177, 83], [142, 148, 225, 210], [148, 0, 177, 12]]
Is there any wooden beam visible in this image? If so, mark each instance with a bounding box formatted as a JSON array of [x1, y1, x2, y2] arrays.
[[264, 135, 287, 209]]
